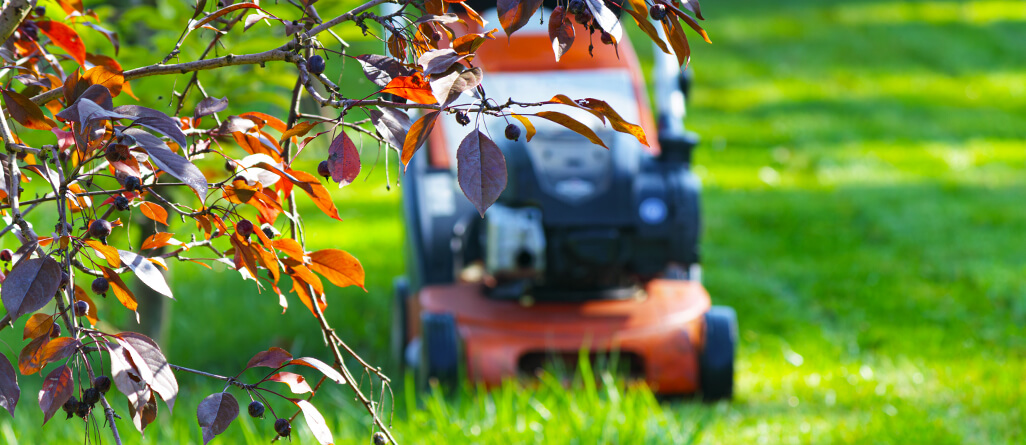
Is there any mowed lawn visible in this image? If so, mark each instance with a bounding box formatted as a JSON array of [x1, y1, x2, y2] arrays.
[[3, 0, 1025, 443]]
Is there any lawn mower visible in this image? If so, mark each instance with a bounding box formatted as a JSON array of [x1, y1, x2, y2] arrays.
[[393, 5, 737, 400]]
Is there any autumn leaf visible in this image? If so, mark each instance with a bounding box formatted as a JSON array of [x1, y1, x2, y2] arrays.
[[456, 130, 507, 216], [534, 111, 608, 149], [308, 249, 365, 290], [139, 202, 169, 225], [38, 365, 73, 425], [382, 73, 438, 105], [401, 110, 440, 167], [327, 131, 360, 187], [1, 89, 58, 130], [37, 21, 87, 65], [497, 0, 544, 37]]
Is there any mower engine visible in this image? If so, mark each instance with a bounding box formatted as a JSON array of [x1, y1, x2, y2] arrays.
[[484, 125, 701, 301]]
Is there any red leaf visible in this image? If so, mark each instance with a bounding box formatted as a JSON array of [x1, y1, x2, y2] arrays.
[[38, 365, 73, 425], [327, 131, 360, 187], [1, 257, 62, 321], [294, 399, 334, 445], [288, 357, 346, 385], [308, 249, 365, 290], [456, 129, 507, 217], [497, 0, 544, 37], [0, 354, 18, 417], [245, 347, 293, 370], [548, 6, 575, 62], [139, 201, 169, 225], [401, 110, 440, 167], [196, 392, 239, 445], [18, 336, 48, 375], [382, 73, 438, 105], [37, 21, 87, 65], [266, 372, 312, 394]]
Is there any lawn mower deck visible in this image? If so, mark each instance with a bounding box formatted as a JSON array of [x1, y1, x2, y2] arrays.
[[393, 6, 737, 400]]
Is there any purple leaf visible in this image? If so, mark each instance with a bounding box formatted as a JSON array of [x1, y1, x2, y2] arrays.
[[327, 131, 360, 187], [418, 49, 465, 77], [117, 249, 174, 299], [38, 365, 72, 425], [118, 332, 178, 413], [197, 392, 239, 445], [497, 0, 544, 36], [107, 341, 152, 414], [114, 105, 188, 150], [245, 347, 293, 370], [430, 67, 482, 108], [457, 129, 507, 216], [0, 355, 19, 417], [369, 107, 411, 153], [122, 128, 208, 198], [1, 257, 61, 321], [355, 54, 412, 87], [294, 399, 334, 445], [194, 96, 228, 120]]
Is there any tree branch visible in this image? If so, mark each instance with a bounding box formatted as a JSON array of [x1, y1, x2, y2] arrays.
[[0, 0, 31, 46]]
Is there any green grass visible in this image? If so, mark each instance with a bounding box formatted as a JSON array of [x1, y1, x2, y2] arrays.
[[4, 0, 1026, 443]]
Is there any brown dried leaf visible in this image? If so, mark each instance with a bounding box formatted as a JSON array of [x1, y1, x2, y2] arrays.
[[246, 347, 293, 369]]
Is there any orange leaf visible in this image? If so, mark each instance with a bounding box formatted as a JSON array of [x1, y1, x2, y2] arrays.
[[74, 285, 99, 326], [19, 335, 49, 375], [37, 21, 87, 65], [2, 89, 58, 130], [282, 169, 342, 221], [240, 111, 287, 133], [272, 239, 306, 261], [534, 111, 608, 149], [101, 266, 138, 312], [511, 114, 536, 142], [23, 314, 54, 340], [141, 232, 176, 250], [139, 202, 169, 225], [84, 239, 121, 268], [401, 110, 440, 167], [382, 73, 438, 105], [577, 98, 649, 146], [82, 65, 124, 97], [308, 249, 365, 290], [278, 121, 317, 145], [39, 337, 81, 363]]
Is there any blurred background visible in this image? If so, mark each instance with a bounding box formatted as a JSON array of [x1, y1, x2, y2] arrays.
[[1, 0, 1024, 443]]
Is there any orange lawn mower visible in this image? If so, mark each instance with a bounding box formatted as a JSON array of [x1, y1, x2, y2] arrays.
[[392, 3, 737, 400]]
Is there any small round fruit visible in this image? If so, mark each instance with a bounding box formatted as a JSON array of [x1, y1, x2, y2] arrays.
[[60, 272, 70, 289], [274, 418, 292, 438], [21, 22, 37, 40], [455, 111, 470, 126], [82, 387, 101, 406], [307, 55, 326, 76], [114, 196, 130, 211], [75, 401, 90, 418], [568, 0, 586, 15], [504, 123, 521, 142], [236, 219, 255, 238], [248, 401, 265, 418], [49, 323, 61, 338], [93, 376, 112, 394], [600, 32, 614, 45], [91, 277, 110, 295], [575, 7, 593, 25], [34, 6, 45, 16], [317, 160, 331, 179], [89, 219, 112, 239], [225, 160, 236, 174], [0, 249, 11, 262], [650, 4, 668, 21], [123, 175, 142, 192], [373, 431, 389, 445], [261, 224, 279, 240], [62, 396, 79, 414], [430, 29, 442, 42], [74, 300, 90, 317]]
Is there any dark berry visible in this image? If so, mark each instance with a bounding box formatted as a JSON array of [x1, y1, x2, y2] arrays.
[[225, 160, 236, 174], [21, 22, 37, 40], [430, 29, 443, 42], [75, 401, 90, 418], [60, 272, 70, 289], [74, 300, 89, 317], [307, 55, 326, 76], [317, 160, 331, 179], [261, 224, 278, 240], [82, 387, 100, 406], [650, 4, 668, 21], [123, 176, 142, 192], [34, 6, 45, 16], [600, 32, 614, 45], [63, 396, 79, 417], [504, 123, 521, 142], [248, 401, 265, 418], [568, 0, 586, 15], [236, 219, 255, 238], [89, 219, 112, 239], [114, 196, 130, 211], [49, 323, 61, 338], [91, 277, 110, 295], [58, 150, 69, 163], [274, 418, 292, 438], [575, 7, 593, 25], [455, 111, 470, 126], [93, 376, 112, 394], [0, 249, 11, 262], [373, 431, 389, 445]]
